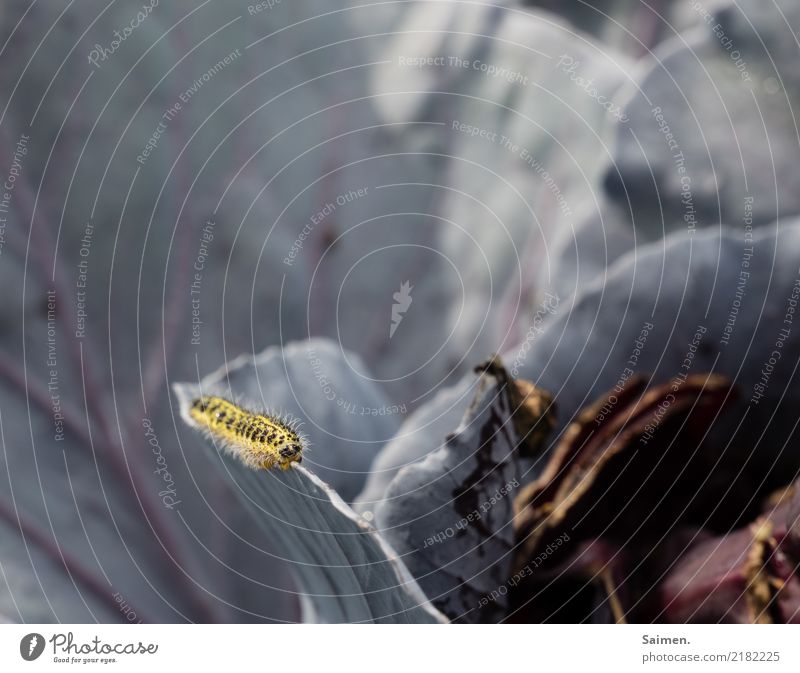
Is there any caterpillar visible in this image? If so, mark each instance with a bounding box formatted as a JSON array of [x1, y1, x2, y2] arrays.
[[188, 395, 306, 471]]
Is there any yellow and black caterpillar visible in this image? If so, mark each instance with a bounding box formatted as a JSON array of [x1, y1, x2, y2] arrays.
[[189, 395, 305, 471]]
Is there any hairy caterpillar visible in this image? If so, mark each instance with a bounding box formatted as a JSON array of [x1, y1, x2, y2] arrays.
[[188, 395, 306, 471]]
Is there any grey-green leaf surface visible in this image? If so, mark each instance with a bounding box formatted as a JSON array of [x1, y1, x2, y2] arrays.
[[375, 363, 534, 623]]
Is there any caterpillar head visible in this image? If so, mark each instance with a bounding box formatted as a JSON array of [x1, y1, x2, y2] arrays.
[[275, 435, 304, 469], [260, 413, 305, 470], [271, 413, 306, 469]]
